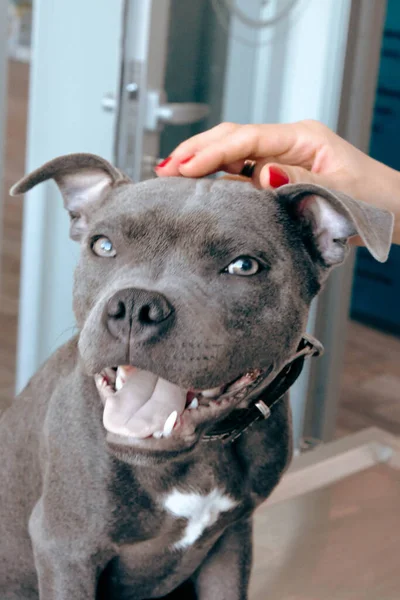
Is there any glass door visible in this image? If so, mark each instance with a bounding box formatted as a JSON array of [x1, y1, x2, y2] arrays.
[[110, 0, 262, 181]]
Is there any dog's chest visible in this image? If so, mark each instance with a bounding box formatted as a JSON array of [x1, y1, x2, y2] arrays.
[[162, 486, 238, 549], [110, 470, 245, 598], [111, 447, 249, 538], [112, 466, 245, 548]]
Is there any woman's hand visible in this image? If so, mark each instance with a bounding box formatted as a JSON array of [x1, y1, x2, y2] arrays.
[[156, 120, 400, 244]]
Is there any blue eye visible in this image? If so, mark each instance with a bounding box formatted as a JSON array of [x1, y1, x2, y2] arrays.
[[226, 257, 260, 276], [92, 236, 117, 258]]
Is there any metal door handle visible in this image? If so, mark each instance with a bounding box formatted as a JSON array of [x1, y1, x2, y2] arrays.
[[102, 89, 209, 131], [146, 90, 209, 130], [157, 102, 210, 125]]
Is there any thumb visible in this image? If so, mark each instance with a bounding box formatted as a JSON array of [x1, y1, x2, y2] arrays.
[[257, 162, 331, 189]]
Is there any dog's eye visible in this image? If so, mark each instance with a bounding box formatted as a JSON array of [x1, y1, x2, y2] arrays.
[[226, 256, 260, 276], [91, 236, 117, 258]]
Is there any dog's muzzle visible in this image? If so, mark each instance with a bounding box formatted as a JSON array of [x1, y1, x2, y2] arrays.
[[94, 334, 323, 449]]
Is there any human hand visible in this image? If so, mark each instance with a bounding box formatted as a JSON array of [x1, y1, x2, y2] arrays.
[[156, 120, 399, 244]]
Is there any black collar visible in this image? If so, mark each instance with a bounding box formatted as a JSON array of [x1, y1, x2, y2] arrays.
[[202, 334, 323, 444]]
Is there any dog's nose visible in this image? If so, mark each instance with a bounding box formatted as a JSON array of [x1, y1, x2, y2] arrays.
[[106, 288, 174, 340]]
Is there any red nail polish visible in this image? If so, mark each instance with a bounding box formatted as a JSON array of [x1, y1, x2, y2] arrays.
[[179, 155, 195, 165], [269, 166, 289, 188], [156, 156, 172, 169]]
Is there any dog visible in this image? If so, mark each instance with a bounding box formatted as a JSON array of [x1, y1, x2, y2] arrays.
[[0, 153, 393, 600]]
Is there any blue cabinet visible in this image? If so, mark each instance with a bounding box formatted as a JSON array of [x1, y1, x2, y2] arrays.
[[351, 245, 400, 335]]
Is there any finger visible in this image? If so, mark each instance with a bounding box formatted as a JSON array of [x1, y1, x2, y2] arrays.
[[256, 162, 332, 189], [256, 163, 366, 249], [156, 156, 247, 179], [220, 173, 255, 183], [174, 122, 310, 178], [155, 122, 240, 177], [173, 122, 240, 159]]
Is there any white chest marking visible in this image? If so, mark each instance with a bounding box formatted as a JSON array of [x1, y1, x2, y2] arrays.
[[164, 488, 238, 549]]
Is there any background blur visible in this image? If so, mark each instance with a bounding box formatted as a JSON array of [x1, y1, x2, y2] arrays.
[[1, 0, 399, 450]]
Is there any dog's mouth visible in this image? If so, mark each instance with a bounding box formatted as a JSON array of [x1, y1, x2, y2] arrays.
[[94, 365, 269, 445]]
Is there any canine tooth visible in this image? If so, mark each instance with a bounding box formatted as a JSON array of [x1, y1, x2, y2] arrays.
[[153, 431, 164, 439], [94, 374, 106, 389], [163, 411, 178, 437], [115, 374, 124, 392], [201, 386, 222, 398], [188, 397, 199, 410], [115, 366, 127, 391], [115, 366, 136, 391]]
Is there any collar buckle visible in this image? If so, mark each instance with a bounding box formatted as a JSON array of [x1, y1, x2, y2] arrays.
[[254, 400, 271, 419]]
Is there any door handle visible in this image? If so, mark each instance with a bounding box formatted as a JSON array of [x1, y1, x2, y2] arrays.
[[102, 90, 209, 131], [146, 91, 209, 130]]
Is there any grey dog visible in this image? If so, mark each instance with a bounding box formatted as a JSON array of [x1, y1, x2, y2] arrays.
[[0, 153, 393, 600]]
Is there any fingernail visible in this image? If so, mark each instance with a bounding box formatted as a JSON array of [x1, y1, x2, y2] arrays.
[[269, 166, 289, 188], [179, 155, 195, 165], [156, 156, 172, 169]]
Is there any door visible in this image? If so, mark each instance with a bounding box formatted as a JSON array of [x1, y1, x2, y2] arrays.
[[16, 0, 382, 448], [108, 0, 215, 182]]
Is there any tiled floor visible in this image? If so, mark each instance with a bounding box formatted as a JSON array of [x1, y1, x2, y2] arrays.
[[251, 458, 400, 599], [336, 321, 400, 438], [1, 59, 400, 439]]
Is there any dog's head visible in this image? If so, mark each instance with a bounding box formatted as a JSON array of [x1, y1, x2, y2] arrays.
[[11, 153, 393, 458]]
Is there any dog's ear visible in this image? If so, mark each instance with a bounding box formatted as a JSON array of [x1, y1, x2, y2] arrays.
[[276, 183, 394, 266], [10, 153, 131, 241]]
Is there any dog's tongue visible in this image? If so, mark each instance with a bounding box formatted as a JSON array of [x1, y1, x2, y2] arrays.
[[103, 367, 187, 439]]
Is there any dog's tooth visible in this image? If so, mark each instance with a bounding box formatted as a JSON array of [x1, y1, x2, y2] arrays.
[[188, 397, 199, 410], [115, 365, 136, 392], [115, 374, 124, 392], [201, 386, 222, 398], [115, 366, 125, 391], [115, 365, 135, 392], [163, 411, 178, 437], [153, 431, 164, 439], [94, 374, 105, 389]]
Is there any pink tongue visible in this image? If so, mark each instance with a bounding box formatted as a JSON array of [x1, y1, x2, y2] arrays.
[[103, 368, 187, 438]]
